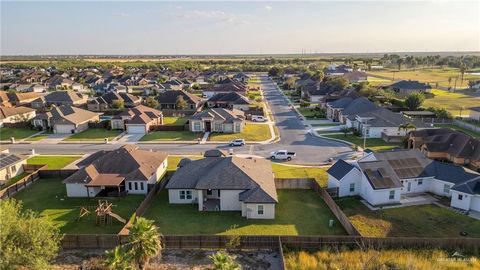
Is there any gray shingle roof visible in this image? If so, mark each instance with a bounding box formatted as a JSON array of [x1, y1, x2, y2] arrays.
[[190, 108, 244, 123], [326, 159, 355, 180]]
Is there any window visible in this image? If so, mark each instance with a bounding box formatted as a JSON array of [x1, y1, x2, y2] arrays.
[[134, 182, 138, 190], [458, 194, 463, 200], [207, 189, 212, 195], [418, 179, 423, 185], [128, 182, 132, 190], [444, 184, 450, 194], [389, 190, 395, 200], [179, 190, 186, 200], [235, 123, 241, 132], [140, 182, 144, 190], [194, 122, 201, 131], [257, 205, 264, 215], [214, 122, 222, 131], [349, 183, 355, 192], [186, 190, 192, 200]]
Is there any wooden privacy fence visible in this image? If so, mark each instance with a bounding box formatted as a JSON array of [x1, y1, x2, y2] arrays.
[[275, 178, 315, 189], [0, 164, 46, 199]]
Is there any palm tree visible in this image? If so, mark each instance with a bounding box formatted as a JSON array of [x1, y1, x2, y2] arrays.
[[459, 63, 467, 85], [396, 58, 404, 71], [398, 123, 417, 134], [209, 251, 241, 270], [104, 246, 133, 270], [127, 217, 162, 270]]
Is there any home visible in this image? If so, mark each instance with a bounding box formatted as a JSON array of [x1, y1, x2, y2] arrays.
[[327, 149, 480, 212], [32, 105, 100, 133], [232, 72, 250, 83], [207, 92, 251, 111], [46, 75, 74, 89], [408, 128, 480, 172], [326, 97, 378, 124], [386, 80, 431, 97], [469, 107, 480, 121], [6, 92, 41, 106], [189, 108, 245, 133], [342, 71, 368, 83], [72, 82, 87, 93], [156, 90, 202, 110], [88, 92, 141, 111], [110, 105, 163, 134], [163, 79, 185, 91], [325, 64, 353, 76], [0, 153, 28, 186], [31, 91, 87, 109], [0, 106, 36, 127], [165, 155, 277, 219], [301, 83, 338, 103], [63, 145, 168, 197], [203, 82, 248, 98]]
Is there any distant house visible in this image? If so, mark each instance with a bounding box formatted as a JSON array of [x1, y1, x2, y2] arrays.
[[342, 71, 368, 83], [189, 108, 245, 133], [203, 82, 248, 98], [232, 72, 250, 83], [46, 75, 74, 89], [207, 92, 251, 111], [165, 155, 277, 219], [72, 82, 87, 93], [326, 97, 377, 124], [163, 79, 185, 91], [156, 90, 202, 110], [110, 105, 163, 134], [6, 92, 41, 106], [32, 105, 100, 133], [63, 145, 168, 197], [469, 107, 480, 121], [88, 92, 141, 111], [31, 91, 87, 109], [327, 149, 480, 212], [0, 106, 36, 127], [0, 153, 28, 186], [301, 83, 338, 103], [387, 80, 431, 97], [325, 64, 353, 76]]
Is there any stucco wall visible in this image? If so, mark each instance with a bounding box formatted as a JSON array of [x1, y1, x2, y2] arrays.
[[126, 180, 148, 194], [168, 189, 198, 204], [220, 190, 243, 210], [244, 203, 275, 219]]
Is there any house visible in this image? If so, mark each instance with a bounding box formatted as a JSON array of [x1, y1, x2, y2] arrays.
[[386, 80, 431, 97], [32, 105, 100, 133], [301, 83, 339, 103], [46, 75, 74, 89], [408, 128, 480, 172], [0, 153, 28, 186], [110, 105, 163, 134], [63, 145, 168, 197], [72, 82, 87, 93], [207, 92, 251, 111], [0, 106, 36, 127], [189, 108, 245, 133], [469, 107, 480, 121], [327, 149, 480, 212], [165, 155, 277, 219], [232, 72, 250, 83], [325, 64, 353, 76], [163, 79, 185, 91], [6, 92, 41, 106], [156, 90, 202, 110], [342, 71, 368, 83], [31, 91, 87, 109], [88, 92, 141, 111], [203, 82, 248, 98], [326, 97, 378, 124]]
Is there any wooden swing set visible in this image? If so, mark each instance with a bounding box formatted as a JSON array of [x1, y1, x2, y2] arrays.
[[77, 200, 126, 226]]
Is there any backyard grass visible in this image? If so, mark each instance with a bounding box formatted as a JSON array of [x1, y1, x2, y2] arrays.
[[144, 190, 346, 235], [27, 155, 81, 170], [336, 197, 480, 238], [167, 155, 203, 171], [64, 129, 122, 141], [297, 107, 326, 119], [0, 172, 29, 190], [322, 134, 401, 151], [423, 89, 480, 116], [0, 127, 38, 141], [163, 117, 188, 126], [13, 178, 144, 234], [435, 124, 480, 137], [140, 131, 202, 141], [209, 124, 272, 142], [272, 164, 328, 187]]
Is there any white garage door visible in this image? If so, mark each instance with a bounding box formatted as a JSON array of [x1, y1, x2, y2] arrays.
[[55, 124, 75, 134], [127, 125, 146, 134], [471, 196, 480, 212]]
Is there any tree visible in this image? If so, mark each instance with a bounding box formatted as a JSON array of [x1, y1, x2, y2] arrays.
[[396, 58, 404, 70], [268, 66, 283, 77], [312, 70, 324, 82], [404, 93, 425, 110], [175, 95, 188, 110], [459, 63, 467, 85], [104, 246, 134, 270], [112, 99, 125, 109], [209, 251, 241, 270], [398, 122, 416, 134], [127, 217, 162, 270], [145, 97, 159, 109], [340, 127, 351, 137], [0, 199, 62, 269]]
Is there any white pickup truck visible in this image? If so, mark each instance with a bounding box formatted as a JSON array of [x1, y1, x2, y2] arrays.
[[269, 150, 296, 161]]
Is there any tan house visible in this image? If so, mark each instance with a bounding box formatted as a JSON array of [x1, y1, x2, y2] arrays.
[[110, 105, 163, 134], [0, 106, 36, 127], [32, 105, 100, 134], [0, 153, 28, 186], [88, 92, 141, 111], [189, 108, 245, 133], [31, 91, 87, 109]]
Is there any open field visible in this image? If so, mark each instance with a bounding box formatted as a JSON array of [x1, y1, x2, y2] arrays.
[[13, 178, 144, 234], [423, 88, 480, 116], [163, 117, 188, 126], [63, 129, 122, 141], [272, 164, 328, 187], [284, 248, 480, 270], [27, 155, 81, 169], [369, 67, 479, 89], [322, 134, 401, 151], [0, 128, 37, 140], [144, 189, 346, 235], [336, 197, 480, 238], [140, 131, 202, 141], [209, 124, 272, 142]]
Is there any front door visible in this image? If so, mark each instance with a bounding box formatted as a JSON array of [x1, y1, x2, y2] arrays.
[[205, 121, 211, 132], [407, 182, 412, 192]]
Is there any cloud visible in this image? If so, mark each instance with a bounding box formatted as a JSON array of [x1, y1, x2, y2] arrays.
[[174, 9, 251, 25], [265, 5, 273, 11]]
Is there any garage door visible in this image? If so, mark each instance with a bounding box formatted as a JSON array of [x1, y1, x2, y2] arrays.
[[127, 125, 146, 134], [55, 124, 75, 134], [471, 196, 480, 212]]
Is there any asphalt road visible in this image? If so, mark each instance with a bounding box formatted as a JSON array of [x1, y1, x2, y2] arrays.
[[5, 76, 353, 164]]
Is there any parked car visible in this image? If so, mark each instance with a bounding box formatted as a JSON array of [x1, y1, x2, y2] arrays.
[[270, 150, 296, 161], [251, 115, 267, 122], [229, 139, 245, 147]]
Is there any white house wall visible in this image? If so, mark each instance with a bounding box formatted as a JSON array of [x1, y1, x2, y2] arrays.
[[470, 196, 480, 211], [66, 184, 100, 197], [220, 190, 243, 210], [327, 168, 362, 197], [244, 203, 275, 219], [148, 159, 168, 184], [168, 189, 198, 204], [126, 180, 148, 194], [450, 191, 472, 211]]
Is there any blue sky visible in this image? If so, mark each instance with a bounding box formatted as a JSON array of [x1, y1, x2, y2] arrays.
[[1, 1, 479, 55]]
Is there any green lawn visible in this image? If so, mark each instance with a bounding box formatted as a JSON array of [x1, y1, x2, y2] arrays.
[[163, 117, 188, 126], [0, 128, 38, 141], [27, 155, 81, 170], [435, 124, 480, 137], [167, 156, 203, 172], [423, 89, 480, 117], [144, 190, 346, 235], [336, 197, 480, 238], [13, 178, 144, 234], [140, 131, 202, 141], [0, 172, 29, 190], [209, 124, 271, 142], [272, 164, 328, 187], [24, 131, 53, 141], [64, 129, 122, 141], [323, 134, 401, 151], [297, 108, 326, 119]]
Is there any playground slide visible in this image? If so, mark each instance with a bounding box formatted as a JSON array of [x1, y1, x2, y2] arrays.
[[108, 213, 126, 224]]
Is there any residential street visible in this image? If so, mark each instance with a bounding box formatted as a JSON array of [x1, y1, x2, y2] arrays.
[[5, 76, 353, 164]]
